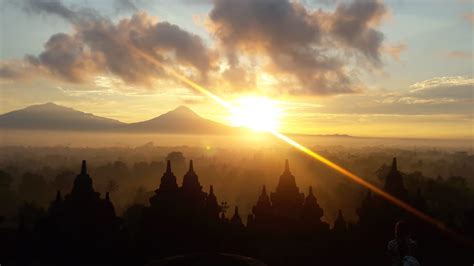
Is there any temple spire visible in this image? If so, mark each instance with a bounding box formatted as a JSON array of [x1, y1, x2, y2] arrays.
[[231, 206, 243, 227], [302, 185, 324, 225], [333, 209, 347, 232], [284, 159, 290, 173], [182, 159, 202, 192], [156, 160, 178, 192], [72, 160, 94, 195], [81, 160, 87, 175], [384, 157, 407, 200], [205, 184, 220, 220], [234, 206, 239, 217], [391, 157, 398, 172], [262, 185, 267, 196], [272, 159, 304, 219]]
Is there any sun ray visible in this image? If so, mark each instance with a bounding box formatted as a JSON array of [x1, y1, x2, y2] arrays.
[[125, 41, 473, 247]]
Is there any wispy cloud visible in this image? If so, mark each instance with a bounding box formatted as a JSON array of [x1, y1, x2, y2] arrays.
[[383, 43, 407, 61], [445, 50, 472, 59], [409, 76, 473, 92], [462, 12, 474, 24]]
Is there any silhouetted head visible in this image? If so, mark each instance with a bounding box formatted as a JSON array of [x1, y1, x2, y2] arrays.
[[395, 220, 409, 239]]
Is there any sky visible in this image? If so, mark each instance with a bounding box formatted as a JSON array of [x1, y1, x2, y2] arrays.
[[0, 0, 472, 139]]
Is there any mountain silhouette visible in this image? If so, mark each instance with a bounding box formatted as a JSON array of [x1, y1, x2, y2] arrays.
[[0, 103, 124, 131], [0, 103, 235, 134], [124, 105, 234, 134]]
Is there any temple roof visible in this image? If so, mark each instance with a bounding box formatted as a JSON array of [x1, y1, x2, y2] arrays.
[[302, 186, 323, 219], [274, 159, 300, 196], [333, 209, 347, 231], [158, 160, 178, 192], [231, 206, 243, 227], [71, 160, 94, 196], [383, 157, 407, 199], [182, 160, 202, 192]]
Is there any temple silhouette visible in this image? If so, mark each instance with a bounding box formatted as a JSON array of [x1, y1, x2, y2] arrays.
[[2, 158, 472, 265], [247, 160, 329, 235]]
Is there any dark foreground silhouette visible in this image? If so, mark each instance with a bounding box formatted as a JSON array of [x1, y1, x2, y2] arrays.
[[1, 158, 473, 265]]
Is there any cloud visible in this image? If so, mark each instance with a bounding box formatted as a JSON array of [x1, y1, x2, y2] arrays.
[[207, 0, 388, 95], [2, 1, 214, 87], [463, 12, 474, 24], [22, 0, 77, 21], [2, 0, 390, 97], [329, 0, 386, 64], [0, 61, 31, 80], [0, 58, 46, 80], [409, 76, 473, 101], [36, 33, 100, 82], [309, 76, 474, 117], [383, 43, 407, 61], [446, 50, 472, 59], [114, 0, 139, 12]]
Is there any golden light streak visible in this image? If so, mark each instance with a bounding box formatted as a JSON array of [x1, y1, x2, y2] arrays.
[[270, 130, 443, 226], [128, 45, 232, 110], [126, 43, 473, 247]]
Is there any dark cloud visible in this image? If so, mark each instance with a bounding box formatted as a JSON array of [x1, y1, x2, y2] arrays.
[[330, 0, 386, 64], [0, 57, 44, 80], [0, 62, 28, 80], [114, 0, 138, 12], [35, 33, 97, 82], [23, 0, 77, 20], [2, 0, 390, 96], [208, 0, 387, 95], [3, 1, 214, 86], [133, 20, 213, 73], [210, 0, 320, 48]]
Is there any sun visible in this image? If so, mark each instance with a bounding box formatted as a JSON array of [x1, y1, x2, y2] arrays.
[[229, 96, 282, 132]]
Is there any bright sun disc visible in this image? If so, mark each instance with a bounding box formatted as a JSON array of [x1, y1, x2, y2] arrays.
[[229, 96, 282, 132]]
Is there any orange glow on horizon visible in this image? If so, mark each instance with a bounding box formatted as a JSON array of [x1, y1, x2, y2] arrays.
[[126, 42, 473, 248]]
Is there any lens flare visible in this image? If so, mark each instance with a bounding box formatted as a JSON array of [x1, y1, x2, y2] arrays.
[[125, 42, 473, 247]]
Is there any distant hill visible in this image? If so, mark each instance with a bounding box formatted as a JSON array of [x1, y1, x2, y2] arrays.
[[0, 103, 124, 131], [0, 103, 235, 134], [123, 106, 235, 134]]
